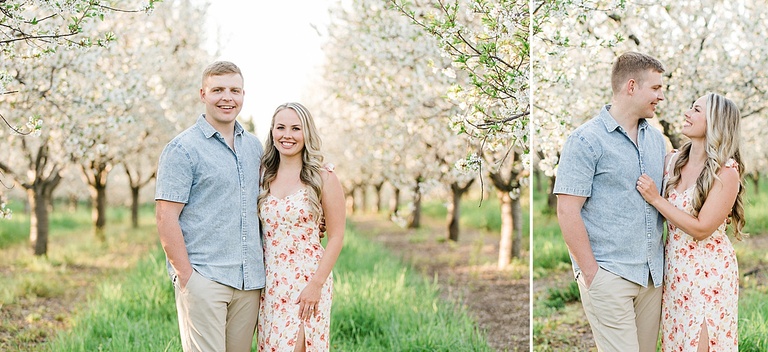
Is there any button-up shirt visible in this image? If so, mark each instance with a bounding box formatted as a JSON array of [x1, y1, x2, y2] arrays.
[[554, 105, 666, 287], [155, 114, 265, 290]]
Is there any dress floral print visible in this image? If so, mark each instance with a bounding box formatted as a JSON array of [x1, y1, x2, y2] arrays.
[[661, 158, 739, 351], [257, 188, 332, 352]]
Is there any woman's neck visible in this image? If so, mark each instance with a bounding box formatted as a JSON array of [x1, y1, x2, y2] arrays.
[[277, 155, 303, 177], [687, 139, 708, 166]]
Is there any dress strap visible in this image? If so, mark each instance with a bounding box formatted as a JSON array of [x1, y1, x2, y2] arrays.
[[665, 150, 678, 176], [661, 150, 678, 197]]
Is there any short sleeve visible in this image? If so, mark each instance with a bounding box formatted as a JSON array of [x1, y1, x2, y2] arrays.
[[553, 133, 597, 197], [155, 142, 193, 204]]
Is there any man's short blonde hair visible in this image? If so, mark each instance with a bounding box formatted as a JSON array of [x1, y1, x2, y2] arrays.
[[611, 52, 665, 94], [201, 61, 242, 86]]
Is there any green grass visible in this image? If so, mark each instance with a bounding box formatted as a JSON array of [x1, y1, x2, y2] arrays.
[[0, 204, 154, 307], [43, 225, 492, 351], [743, 177, 768, 235], [531, 181, 570, 278], [43, 249, 180, 352], [332, 224, 492, 351], [539, 281, 579, 310], [0, 200, 154, 250], [0, 202, 34, 249], [421, 188, 531, 252], [421, 193, 505, 232], [739, 286, 768, 352]]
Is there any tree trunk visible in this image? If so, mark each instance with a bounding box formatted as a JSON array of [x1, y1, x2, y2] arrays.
[[547, 175, 558, 210], [92, 181, 107, 242], [534, 170, 542, 192], [447, 189, 461, 242], [447, 179, 475, 242], [391, 187, 401, 216], [497, 190, 516, 268], [82, 161, 112, 242], [511, 193, 522, 260], [750, 172, 759, 195], [408, 181, 421, 229], [124, 163, 156, 229], [373, 182, 384, 213], [6, 142, 64, 256], [348, 186, 357, 214], [28, 187, 51, 256], [487, 149, 526, 268], [659, 119, 683, 150], [68, 194, 79, 212], [131, 186, 140, 228], [360, 186, 368, 213]]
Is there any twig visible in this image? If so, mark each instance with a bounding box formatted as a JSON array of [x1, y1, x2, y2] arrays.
[[1, 111, 33, 135]]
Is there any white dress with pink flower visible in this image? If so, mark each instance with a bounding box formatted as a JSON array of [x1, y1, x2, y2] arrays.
[[257, 188, 331, 352], [661, 158, 739, 351]]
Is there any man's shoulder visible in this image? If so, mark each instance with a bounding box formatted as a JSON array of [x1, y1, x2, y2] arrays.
[[240, 130, 260, 142], [168, 123, 203, 146], [568, 114, 605, 141], [240, 131, 263, 152], [645, 122, 665, 138]]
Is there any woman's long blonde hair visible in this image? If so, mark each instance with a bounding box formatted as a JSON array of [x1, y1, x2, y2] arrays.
[[664, 93, 745, 240], [257, 102, 325, 221]]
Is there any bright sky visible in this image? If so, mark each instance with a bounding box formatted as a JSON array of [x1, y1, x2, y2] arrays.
[[200, 0, 332, 140]]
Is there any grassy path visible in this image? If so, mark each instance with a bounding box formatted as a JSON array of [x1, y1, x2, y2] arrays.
[[3, 195, 525, 351], [30, 223, 491, 351]]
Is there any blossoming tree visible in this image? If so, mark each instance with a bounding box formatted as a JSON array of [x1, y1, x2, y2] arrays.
[[391, 0, 530, 265], [0, 0, 207, 254], [320, 0, 479, 239], [0, 0, 161, 220]]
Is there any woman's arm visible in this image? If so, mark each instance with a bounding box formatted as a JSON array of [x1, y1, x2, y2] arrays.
[[296, 169, 346, 321], [637, 166, 739, 240]]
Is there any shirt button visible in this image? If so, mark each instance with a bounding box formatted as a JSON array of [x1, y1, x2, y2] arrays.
[[242, 236, 246, 240]]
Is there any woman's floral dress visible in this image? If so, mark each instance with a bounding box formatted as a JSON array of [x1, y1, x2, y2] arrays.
[[257, 188, 332, 352], [661, 158, 739, 351]]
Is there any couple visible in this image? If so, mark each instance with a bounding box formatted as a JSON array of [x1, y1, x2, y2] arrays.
[[155, 61, 345, 352], [555, 52, 745, 351]]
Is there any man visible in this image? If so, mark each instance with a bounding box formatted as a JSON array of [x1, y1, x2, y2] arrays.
[[554, 52, 667, 352], [155, 61, 264, 352]]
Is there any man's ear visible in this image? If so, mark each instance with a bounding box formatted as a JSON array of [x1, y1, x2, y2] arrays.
[[626, 79, 636, 95]]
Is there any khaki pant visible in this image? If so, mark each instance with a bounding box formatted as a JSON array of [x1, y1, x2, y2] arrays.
[[174, 271, 261, 352], [577, 267, 661, 352]]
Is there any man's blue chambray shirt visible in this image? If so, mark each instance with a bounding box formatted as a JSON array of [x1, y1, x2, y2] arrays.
[[155, 115, 266, 290], [553, 105, 666, 288]]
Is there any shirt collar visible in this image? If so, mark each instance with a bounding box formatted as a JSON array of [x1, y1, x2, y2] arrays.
[[196, 114, 244, 138], [599, 104, 650, 133]]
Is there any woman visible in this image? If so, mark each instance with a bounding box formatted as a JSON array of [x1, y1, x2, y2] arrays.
[[257, 102, 345, 352], [637, 93, 745, 351]]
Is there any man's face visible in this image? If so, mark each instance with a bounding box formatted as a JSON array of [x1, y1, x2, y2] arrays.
[[632, 70, 665, 119], [199, 73, 244, 127]]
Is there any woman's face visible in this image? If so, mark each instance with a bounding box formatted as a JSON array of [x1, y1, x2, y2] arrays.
[[272, 108, 305, 157], [682, 95, 707, 139]]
